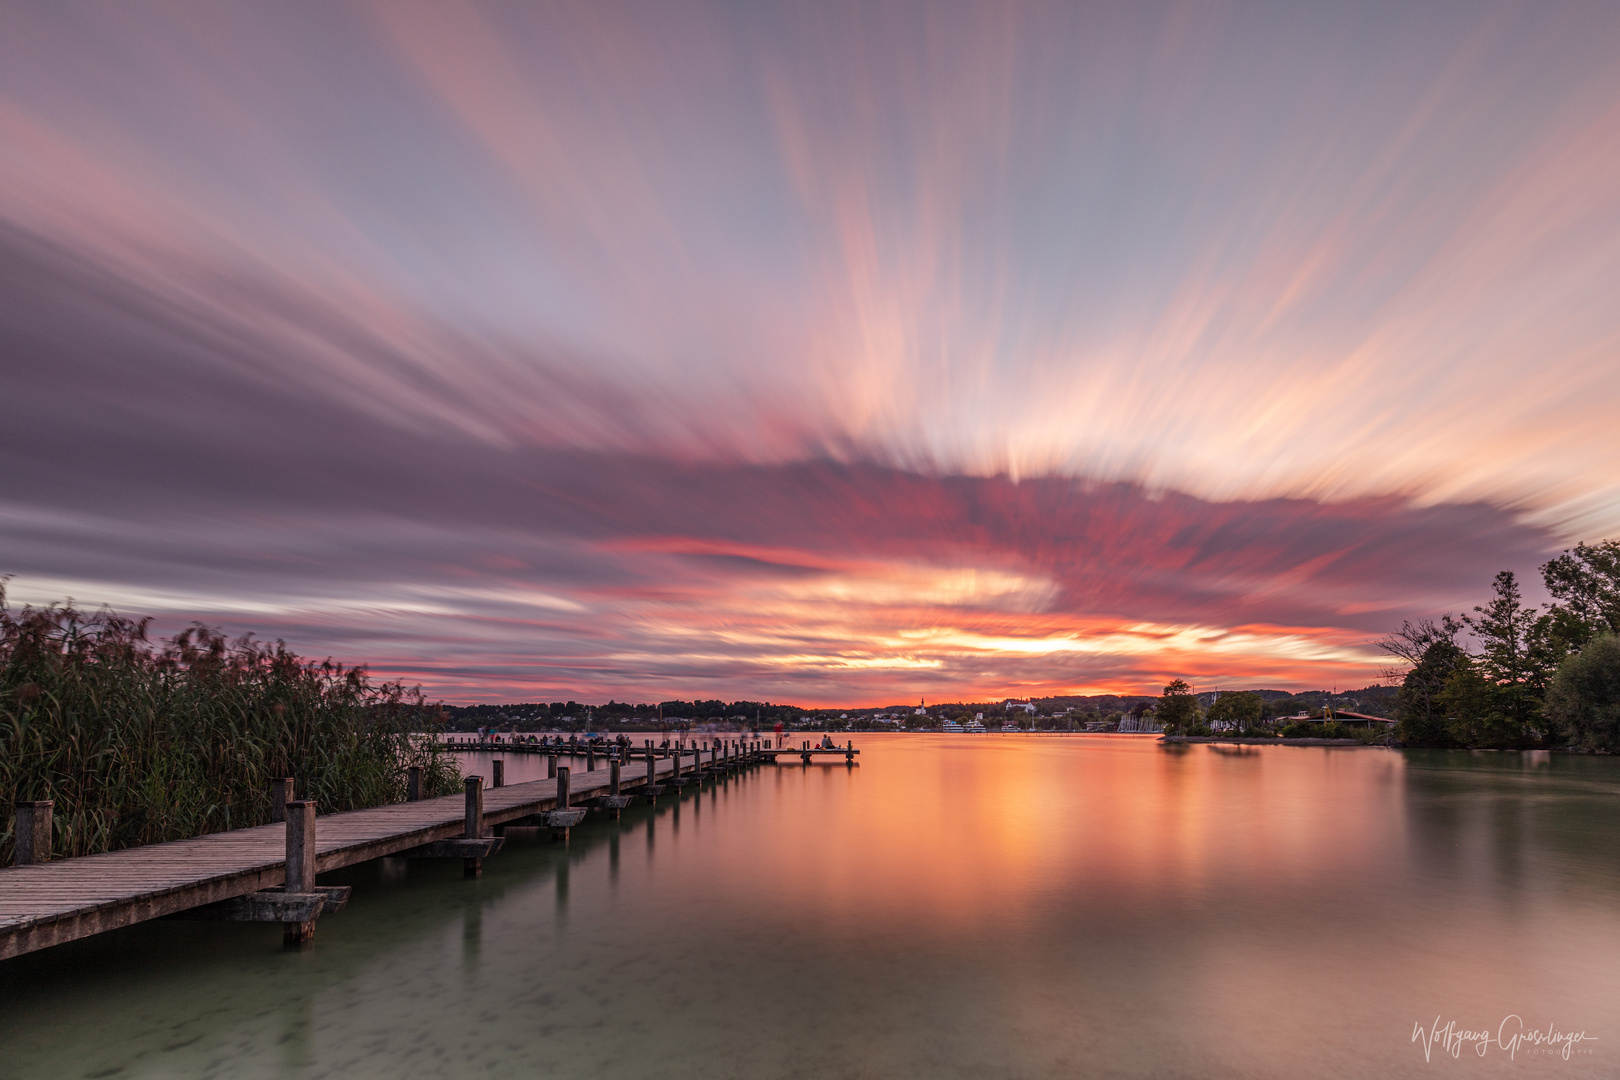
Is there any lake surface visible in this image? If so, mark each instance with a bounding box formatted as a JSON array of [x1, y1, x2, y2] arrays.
[[2, 735, 1617, 1078]]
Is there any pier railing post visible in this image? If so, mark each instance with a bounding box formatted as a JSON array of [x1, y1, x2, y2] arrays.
[[12, 801, 52, 865], [407, 766, 422, 802], [464, 777, 484, 838], [492, 759, 504, 789], [557, 766, 572, 809], [269, 778, 292, 823], [463, 776, 485, 878], [283, 800, 317, 945]]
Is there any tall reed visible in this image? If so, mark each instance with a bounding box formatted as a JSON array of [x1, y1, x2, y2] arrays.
[[0, 587, 460, 861]]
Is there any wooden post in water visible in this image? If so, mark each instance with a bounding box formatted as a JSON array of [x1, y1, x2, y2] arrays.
[[609, 757, 623, 820], [547, 754, 557, 779], [12, 801, 52, 866], [269, 778, 293, 823], [587, 747, 596, 772], [283, 800, 317, 946], [407, 766, 422, 802], [463, 776, 484, 877], [492, 760, 504, 789], [847, 740, 855, 766], [557, 766, 572, 808]]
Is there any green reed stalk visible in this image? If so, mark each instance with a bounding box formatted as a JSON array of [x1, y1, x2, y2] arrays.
[[0, 587, 460, 861]]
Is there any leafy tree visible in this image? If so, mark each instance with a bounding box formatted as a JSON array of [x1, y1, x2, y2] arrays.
[[1435, 665, 1534, 749], [1458, 570, 1552, 740], [1467, 572, 1539, 687], [1206, 691, 1262, 732], [1157, 678, 1202, 734], [1541, 541, 1620, 650], [1378, 617, 1467, 746], [1544, 635, 1620, 751]]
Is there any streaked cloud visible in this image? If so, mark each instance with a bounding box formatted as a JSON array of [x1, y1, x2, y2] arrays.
[[2, 0, 1616, 701]]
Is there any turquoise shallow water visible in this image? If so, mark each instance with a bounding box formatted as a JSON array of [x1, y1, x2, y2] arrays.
[[2, 735, 1617, 1078]]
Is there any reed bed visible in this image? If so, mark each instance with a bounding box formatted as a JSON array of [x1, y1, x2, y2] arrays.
[[0, 588, 460, 862]]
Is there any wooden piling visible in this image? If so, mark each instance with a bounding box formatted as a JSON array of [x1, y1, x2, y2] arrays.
[[587, 747, 596, 771], [557, 766, 572, 809], [12, 801, 52, 866], [283, 800, 317, 945], [492, 759, 504, 789], [407, 766, 422, 802], [547, 755, 557, 779], [269, 778, 293, 823], [463, 776, 484, 877]]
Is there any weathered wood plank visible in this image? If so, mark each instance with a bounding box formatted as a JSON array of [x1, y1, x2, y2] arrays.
[[0, 754, 695, 960]]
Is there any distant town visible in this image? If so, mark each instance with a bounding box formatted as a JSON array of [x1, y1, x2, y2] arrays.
[[438, 685, 1398, 735]]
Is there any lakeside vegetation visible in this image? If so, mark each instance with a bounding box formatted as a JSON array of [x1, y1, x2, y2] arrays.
[[0, 588, 460, 863], [1377, 539, 1620, 750]]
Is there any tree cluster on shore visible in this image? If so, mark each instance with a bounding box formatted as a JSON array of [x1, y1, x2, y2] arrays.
[[1377, 540, 1620, 750], [0, 588, 460, 862]]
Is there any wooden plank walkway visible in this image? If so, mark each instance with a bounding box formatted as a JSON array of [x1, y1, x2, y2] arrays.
[[0, 750, 721, 961]]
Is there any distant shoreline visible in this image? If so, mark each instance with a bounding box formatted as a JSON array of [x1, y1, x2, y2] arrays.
[[1162, 735, 1383, 747]]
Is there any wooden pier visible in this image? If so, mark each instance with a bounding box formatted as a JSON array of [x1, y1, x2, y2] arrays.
[[1, 737, 806, 961], [446, 737, 861, 766]]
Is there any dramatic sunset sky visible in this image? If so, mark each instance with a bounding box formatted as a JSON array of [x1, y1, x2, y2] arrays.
[[3, 2, 1619, 704]]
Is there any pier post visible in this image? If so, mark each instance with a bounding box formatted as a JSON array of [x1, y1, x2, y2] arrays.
[[407, 766, 421, 802], [269, 778, 293, 823], [547, 754, 557, 779], [463, 777, 484, 877], [609, 758, 623, 819], [847, 740, 855, 766], [492, 760, 504, 789], [283, 800, 317, 945], [12, 801, 52, 865], [588, 747, 596, 772], [558, 766, 572, 809]]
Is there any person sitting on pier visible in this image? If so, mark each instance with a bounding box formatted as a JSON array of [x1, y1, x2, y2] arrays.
[[820, 734, 836, 750]]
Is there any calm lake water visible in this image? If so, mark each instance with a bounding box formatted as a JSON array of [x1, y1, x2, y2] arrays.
[[2, 735, 1618, 1078]]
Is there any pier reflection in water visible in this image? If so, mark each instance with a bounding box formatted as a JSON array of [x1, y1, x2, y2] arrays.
[[2, 736, 1617, 1078]]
